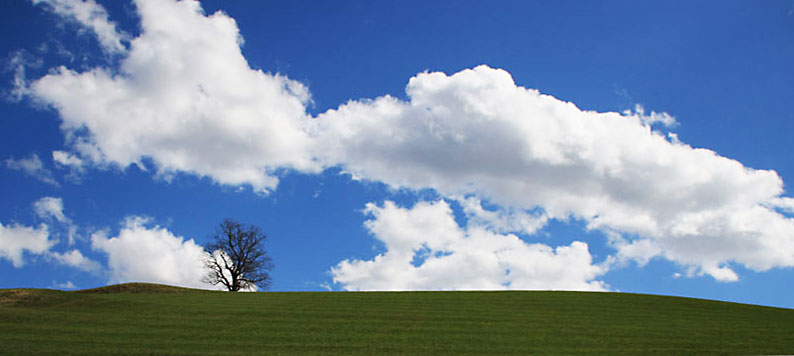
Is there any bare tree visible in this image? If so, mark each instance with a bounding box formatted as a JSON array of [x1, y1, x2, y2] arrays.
[[203, 219, 274, 291]]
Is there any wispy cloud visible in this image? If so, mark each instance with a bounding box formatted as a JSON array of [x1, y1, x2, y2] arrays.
[[3, 50, 42, 102], [34, 197, 70, 224], [31, 0, 128, 55], [5, 153, 59, 187], [34, 196, 79, 245], [51, 280, 77, 290]]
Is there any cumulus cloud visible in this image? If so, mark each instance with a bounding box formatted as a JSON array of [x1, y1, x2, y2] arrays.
[[5, 153, 58, 186], [24, 0, 794, 284], [331, 200, 608, 291], [30, 0, 317, 193], [318, 66, 794, 282], [32, 0, 127, 54], [0, 222, 53, 267], [90, 216, 214, 289]]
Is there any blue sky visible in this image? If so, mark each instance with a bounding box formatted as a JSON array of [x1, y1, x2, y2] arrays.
[[2, 0, 794, 308]]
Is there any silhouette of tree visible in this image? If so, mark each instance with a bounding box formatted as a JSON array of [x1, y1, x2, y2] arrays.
[[203, 219, 273, 291]]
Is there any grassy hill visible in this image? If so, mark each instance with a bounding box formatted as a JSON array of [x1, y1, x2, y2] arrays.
[[1, 284, 793, 355]]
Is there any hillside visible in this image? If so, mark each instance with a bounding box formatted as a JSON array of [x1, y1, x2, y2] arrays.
[[1, 283, 793, 355]]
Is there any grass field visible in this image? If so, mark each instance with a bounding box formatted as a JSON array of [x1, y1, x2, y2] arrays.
[[1, 283, 793, 355]]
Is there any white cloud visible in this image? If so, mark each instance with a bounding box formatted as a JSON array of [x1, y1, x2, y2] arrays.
[[32, 0, 127, 54], [33, 196, 78, 245], [699, 263, 739, 282], [49, 249, 101, 272], [90, 216, 215, 289], [52, 150, 85, 169], [5, 50, 42, 101], [51, 280, 77, 289], [52, 150, 86, 182], [331, 200, 608, 291], [30, 0, 318, 193], [1, 197, 98, 270], [627, 104, 677, 128], [34, 196, 69, 224], [457, 196, 548, 236], [25, 0, 794, 284], [0, 221, 53, 267], [5, 153, 59, 186], [318, 66, 794, 282], [768, 197, 794, 214]]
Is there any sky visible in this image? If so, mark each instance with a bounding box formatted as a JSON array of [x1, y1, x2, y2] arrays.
[[1, 0, 794, 308]]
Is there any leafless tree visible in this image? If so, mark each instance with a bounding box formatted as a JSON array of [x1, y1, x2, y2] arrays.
[[203, 219, 273, 291]]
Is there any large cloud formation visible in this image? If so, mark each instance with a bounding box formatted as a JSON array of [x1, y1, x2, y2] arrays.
[[317, 66, 794, 282], [23, 0, 794, 287], [31, 0, 318, 192]]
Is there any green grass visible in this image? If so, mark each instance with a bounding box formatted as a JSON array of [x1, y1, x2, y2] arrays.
[[1, 284, 793, 355]]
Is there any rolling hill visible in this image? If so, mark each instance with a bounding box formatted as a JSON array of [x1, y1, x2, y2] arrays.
[[1, 283, 792, 355]]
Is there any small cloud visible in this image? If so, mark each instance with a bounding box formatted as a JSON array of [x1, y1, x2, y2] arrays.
[[701, 264, 739, 283], [627, 104, 678, 128], [0, 221, 54, 268], [49, 249, 101, 272], [672, 272, 682, 279], [51, 280, 77, 290], [34, 197, 70, 224], [52, 150, 86, 181], [1, 198, 98, 272], [33, 196, 78, 245], [312, 182, 324, 198], [5, 153, 59, 187], [52, 150, 83, 167]]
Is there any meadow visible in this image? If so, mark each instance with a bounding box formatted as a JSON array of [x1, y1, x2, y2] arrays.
[[1, 283, 792, 355]]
